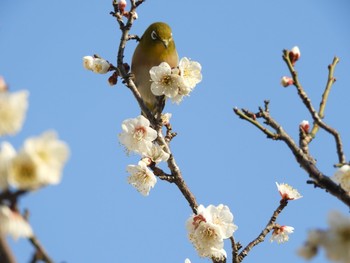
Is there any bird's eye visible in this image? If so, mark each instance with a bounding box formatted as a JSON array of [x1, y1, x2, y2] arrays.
[[151, 30, 157, 40]]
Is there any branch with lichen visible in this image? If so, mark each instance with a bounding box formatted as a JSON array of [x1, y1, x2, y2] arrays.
[[234, 51, 350, 207]]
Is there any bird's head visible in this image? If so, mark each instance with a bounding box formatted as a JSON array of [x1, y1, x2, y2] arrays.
[[140, 22, 174, 49]]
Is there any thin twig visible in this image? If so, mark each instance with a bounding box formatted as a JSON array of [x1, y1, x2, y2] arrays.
[[28, 235, 54, 263], [282, 50, 345, 164], [237, 199, 288, 261]]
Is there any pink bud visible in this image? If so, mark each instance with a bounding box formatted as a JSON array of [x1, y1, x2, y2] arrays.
[[0, 76, 7, 92], [118, 0, 127, 12], [289, 46, 301, 65], [300, 120, 310, 133], [281, 76, 294, 87]]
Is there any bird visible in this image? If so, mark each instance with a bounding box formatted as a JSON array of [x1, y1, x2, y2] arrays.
[[131, 22, 178, 118]]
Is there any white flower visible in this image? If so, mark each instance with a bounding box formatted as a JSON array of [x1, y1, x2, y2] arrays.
[[143, 144, 169, 164], [204, 204, 238, 239], [161, 113, 172, 125], [276, 182, 302, 200], [186, 204, 237, 260], [270, 225, 294, 244], [280, 76, 293, 87], [0, 90, 29, 136], [178, 57, 202, 89], [118, 115, 157, 155], [83, 56, 94, 70], [150, 62, 184, 99], [0, 142, 16, 190], [0, 205, 33, 240], [184, 259, 191, 263], [322, 211, 350, 263], [126, 161, 157, 196], [332, 165, 350, 192], [8, 131, 70, 189]]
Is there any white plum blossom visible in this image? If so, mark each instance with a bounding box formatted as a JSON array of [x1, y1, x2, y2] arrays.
[[184, 259, 191, 263], [118, 115, 157, 155], [150, 62, 184, 99], [178, 57, 202, 89], [270, 225, 294, 244], [298, 211, 350, 262], [322, 211, 350, 263], [0, 142, 16, 190], [143, 144, 169, 164], [332, 165, 350, 192], [8, 131, 70, 190], [126, 161, 157, 196], [276, 182, 302, 200], [83, 56, 110, 74], [0, 205, 33, 240], [186, 204, 237, 260], [161, 113, 172, 125], [0, 90, 29, 136], [149, 59, 202, 104]]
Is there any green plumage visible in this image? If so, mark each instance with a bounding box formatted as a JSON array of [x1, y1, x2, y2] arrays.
[[131, 22, 179, 117]]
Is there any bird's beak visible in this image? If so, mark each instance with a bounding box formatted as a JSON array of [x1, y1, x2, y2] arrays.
[[161, 39, 169, 48]]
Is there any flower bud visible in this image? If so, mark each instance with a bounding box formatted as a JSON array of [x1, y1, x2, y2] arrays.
[[300, 120, 310, 133], [83, 56, 94, 71], [0, 76, 7, 92], [108, 72, 119, 86], [281, 76, 294, 87], [289, 46, 301, 65], [92, 58, 110, 74], [118, 0, 127, 12]]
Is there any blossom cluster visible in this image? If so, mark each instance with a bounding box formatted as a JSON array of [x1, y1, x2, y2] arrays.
[[0, 131, 70, 190], [298, 211, 350, 263], [186, 204, 237, 260], [118, 115, 169, 195], [149, 57, 202, 104], [0, 76, 70, 240]]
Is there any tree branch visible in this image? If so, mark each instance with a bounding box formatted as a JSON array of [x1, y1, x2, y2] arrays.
[[114, 0, 198, 215], [233, 104, 350, 207], [237, 199, 288, 262], [282, 50, 345, 164]]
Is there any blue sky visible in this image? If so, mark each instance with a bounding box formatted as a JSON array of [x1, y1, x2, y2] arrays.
[[1, 0, 350, 262]]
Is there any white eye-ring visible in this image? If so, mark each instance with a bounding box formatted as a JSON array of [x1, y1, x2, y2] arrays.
[[151, 30, 157, 40]]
